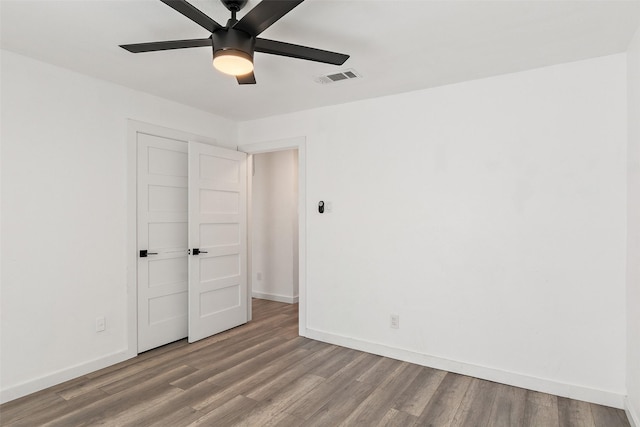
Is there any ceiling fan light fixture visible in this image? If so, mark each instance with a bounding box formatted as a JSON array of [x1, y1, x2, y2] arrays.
[[213, 49, 254, 76]]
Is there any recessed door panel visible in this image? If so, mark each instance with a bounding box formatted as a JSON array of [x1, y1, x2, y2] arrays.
[[199, 285, 240, 317], [148, 185, 188, 212], [200, 189, 239, 214], [199, 155, 240, 183], [148, 222, 187, 249], [200, 223, 239, 247], [148, 257, 188, 288], [144, 139, 188, 177], [149, 291, 188, 325], [200, 254, 240, 282]]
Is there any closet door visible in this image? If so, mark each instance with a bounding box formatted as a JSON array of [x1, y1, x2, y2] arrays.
[[137, 134, 189, 352], [188, 141, 248, 342]]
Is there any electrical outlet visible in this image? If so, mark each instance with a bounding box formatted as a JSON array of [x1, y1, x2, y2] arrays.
[[96, 316, 106, 332], [390, 314, 399, 329]]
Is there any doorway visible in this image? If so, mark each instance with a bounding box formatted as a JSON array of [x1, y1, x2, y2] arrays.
[[250, 149, 299, 306], [240, 137, 307, 336]]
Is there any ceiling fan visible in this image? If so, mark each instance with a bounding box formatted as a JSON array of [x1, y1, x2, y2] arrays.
[[120, 0, 350, 85]]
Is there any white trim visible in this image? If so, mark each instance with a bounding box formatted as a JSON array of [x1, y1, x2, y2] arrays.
[[252, 291, 299, 304], [126, 120, 218, 357], [239, 137, 307, 337], [305, 328, 627, 410], [627, 397, 640, 427], [246, 154, 254, 322], [0, 350, 130, 404], [126, 122, 138, 360]]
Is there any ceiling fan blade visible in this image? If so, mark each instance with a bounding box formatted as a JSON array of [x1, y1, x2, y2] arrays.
[[236, 72, 257, 85], [255, 38, 349, 65], [120, 38, 211, 53], [160, 0, 223, 33], [233, 0, 304, 36]]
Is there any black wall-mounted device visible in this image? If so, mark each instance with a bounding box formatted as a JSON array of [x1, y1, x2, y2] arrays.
[[318, 201, 324, 213]]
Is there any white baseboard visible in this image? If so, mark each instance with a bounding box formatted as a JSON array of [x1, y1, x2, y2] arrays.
[[627, 397, 640, 427], [252, 291, 298, 304], [305, 328, 626, 409], [0, 350, 133, 404]]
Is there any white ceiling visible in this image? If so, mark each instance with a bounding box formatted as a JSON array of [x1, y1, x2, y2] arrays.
[[1, 0, 639, 121]]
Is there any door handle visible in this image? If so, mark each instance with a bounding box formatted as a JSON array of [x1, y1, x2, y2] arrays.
[[192, 248, 208, 255], [139, 250, 158, 257]]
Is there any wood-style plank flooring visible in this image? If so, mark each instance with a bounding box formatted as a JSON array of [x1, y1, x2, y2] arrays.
[[0, 299, 630, 426]]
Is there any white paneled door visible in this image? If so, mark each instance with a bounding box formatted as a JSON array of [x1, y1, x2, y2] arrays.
[[188, 141, 248, 343], [137, 134, 189, 352], [137, 134, 247, 352]]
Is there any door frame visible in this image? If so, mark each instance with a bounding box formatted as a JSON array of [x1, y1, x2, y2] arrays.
[[126, 120, 220, 358], [239, 137, 307, 337]]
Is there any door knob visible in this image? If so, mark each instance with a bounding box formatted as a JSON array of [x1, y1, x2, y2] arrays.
[[139, 250, 158, 257], [192, 248, 208, 255]]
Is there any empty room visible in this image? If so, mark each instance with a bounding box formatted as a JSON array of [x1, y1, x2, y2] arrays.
[[1, 0, 640, 425]]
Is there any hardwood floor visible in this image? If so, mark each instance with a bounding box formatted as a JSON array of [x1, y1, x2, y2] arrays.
[[0, 299, 630, 426]]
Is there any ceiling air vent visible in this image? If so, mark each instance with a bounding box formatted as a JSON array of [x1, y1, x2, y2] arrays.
[[315, 69, 362, 84]]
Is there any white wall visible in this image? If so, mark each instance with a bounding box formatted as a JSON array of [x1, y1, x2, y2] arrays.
[[240, 54, 628, 407], [0, 50, 237, 402], [0, 45, 632, 411], [251, 150, 299, 303], [627, 22, 640, 427]]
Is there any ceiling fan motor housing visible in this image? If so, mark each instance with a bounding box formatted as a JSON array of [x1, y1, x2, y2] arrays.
[[221, 0, 248, 12], [212, 28, 255, 60]]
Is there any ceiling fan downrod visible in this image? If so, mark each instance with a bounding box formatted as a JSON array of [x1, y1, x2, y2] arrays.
[[222, 0, 247, 26]]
